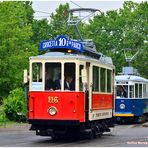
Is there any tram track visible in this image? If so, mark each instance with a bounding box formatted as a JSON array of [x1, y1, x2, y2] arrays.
[[0, 123, 148, 147]]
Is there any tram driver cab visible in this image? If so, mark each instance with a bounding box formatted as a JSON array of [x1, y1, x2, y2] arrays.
[[116, 85, 127, 98], [45, 63, 75, 91]]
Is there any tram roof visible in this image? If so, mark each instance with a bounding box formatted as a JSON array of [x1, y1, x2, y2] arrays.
[[116, 75, 148, 83], [30, 51, 113, 66]]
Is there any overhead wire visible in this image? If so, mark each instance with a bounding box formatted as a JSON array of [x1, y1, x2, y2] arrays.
[[34, 10, 51, 15], [70, 1, 82, 8]]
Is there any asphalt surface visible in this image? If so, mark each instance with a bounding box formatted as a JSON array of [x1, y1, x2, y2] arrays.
[[0, 122, 148, 147]]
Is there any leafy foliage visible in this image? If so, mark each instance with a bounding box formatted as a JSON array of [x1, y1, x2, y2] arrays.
[[4, 87, 27, 122], [83, 1, 148, 76], [50, 3, 70, 37], [0, 1, 37, 97]]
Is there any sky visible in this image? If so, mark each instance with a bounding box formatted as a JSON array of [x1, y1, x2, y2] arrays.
[[32, 0, 126, 20]]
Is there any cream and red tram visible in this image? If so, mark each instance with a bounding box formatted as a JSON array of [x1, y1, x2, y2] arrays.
[[27, 35, 115, 138]]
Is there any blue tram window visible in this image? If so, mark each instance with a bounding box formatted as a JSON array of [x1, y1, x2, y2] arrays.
[[135, 83, 138, 98], [129, 85, 134, 98], [117, 85, 127, 98], [139, 84, 142, 98]]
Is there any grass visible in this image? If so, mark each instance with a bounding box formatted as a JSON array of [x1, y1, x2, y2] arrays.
[[0, 119, 28, 129], [0, 104, 28, 129]]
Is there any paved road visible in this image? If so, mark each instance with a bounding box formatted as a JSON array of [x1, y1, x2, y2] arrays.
[[0, 123, 148, 147]]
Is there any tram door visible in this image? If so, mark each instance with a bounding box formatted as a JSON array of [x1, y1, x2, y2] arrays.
[[80, 62, 91, 121], [86, 62, 90, 121]]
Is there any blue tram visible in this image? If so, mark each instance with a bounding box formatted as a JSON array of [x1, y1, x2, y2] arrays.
[[115, 67, 148, 123]]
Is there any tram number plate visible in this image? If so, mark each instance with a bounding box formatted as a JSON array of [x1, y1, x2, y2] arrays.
[[95, 112, 109, 117], [48, 96, 58, 104]]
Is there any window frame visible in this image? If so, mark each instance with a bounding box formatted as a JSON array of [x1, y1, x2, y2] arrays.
[[92, 66, 99, 92]]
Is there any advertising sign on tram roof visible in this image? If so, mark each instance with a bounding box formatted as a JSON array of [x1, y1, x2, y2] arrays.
[[40, 35, 84, 53]]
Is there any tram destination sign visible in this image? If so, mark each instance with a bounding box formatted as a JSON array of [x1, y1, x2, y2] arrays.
[[40, 35, 84, 52]]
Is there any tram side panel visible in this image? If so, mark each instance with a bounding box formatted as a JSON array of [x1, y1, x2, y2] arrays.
[[115, 98, 148, 121], [92, 94, 113, 110], [91, 93, 113, 120], [115, 98, 134, 117], [28, 91, 114, 123]]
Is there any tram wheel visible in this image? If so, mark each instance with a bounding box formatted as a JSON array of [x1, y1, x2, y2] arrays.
[[85, 128, 96, 139], [89, 130, 96, 139], [51, 134, 58, 140], [134, 116, 145, 123]]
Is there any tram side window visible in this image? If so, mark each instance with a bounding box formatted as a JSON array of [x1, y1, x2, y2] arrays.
[[100, 68, 106, 92], [135, 83, 138, 98], [129, 85, 134, 98], [116, 85, 128, 98], [143, 84, 147, 98], [45, 63, 61, 90], [146, 84, 148, 97], [32, 63, 42, 82], [92, 66, 99, 91], [107, 69, 111, 93], [79, 65, 84, 91], [139, 84, 142, 98], [64, 63, 75, 91]]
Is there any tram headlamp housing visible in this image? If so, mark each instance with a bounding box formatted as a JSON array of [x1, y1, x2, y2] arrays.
[[120, 104, 125, 109], [48, 106, 57, 116]]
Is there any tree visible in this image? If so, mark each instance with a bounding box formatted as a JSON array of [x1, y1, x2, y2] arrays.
[[50, 3, 69, 37], [36, 1, 147, 77], [83, 1, 148, 76], [32, 19, 52, 47], [0, 1, 37, 98], [49, 3, 77, 39], [32, 3, 74, 55]]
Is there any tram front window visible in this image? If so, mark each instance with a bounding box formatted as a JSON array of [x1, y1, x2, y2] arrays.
[[31, 62, 43, 91], [45, 63, 61, 90], [116, 85, 128, 98], [64, 63, 75, 91], [32, 63, 42, 82], [45, 62, 76, 91]]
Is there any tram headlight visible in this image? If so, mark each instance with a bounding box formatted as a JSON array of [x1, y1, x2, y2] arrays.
[[120, 104, 125, 109], [48, 106, 57, 116]]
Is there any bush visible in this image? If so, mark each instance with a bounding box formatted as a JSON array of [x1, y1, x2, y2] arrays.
[[4, 87, 27, 122], [0, 105, 6, 125]]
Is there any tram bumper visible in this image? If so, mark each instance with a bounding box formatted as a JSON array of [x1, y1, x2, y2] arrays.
[[36, 128, 67, 137], [115, 113, 134, 117], [29, 119, 81, 137]]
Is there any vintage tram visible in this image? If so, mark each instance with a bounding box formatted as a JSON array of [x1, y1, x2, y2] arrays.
[[115, 67, 148, 123], [24, 8, 115, 138], [24, 35, 115, 138]]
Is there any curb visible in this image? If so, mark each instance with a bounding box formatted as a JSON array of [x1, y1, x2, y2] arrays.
[[0, 123, 30, 131], [142, 122, 148, 127]]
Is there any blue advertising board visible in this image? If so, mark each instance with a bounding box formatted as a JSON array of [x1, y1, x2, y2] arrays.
[[40, 35, 84, 52]]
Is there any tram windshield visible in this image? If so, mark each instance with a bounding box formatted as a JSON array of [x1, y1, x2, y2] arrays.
[[116, 85, 128, 98], [45, 62, 76, 91], [45, 63, 61, 90], [31, 62, 78, 91]]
